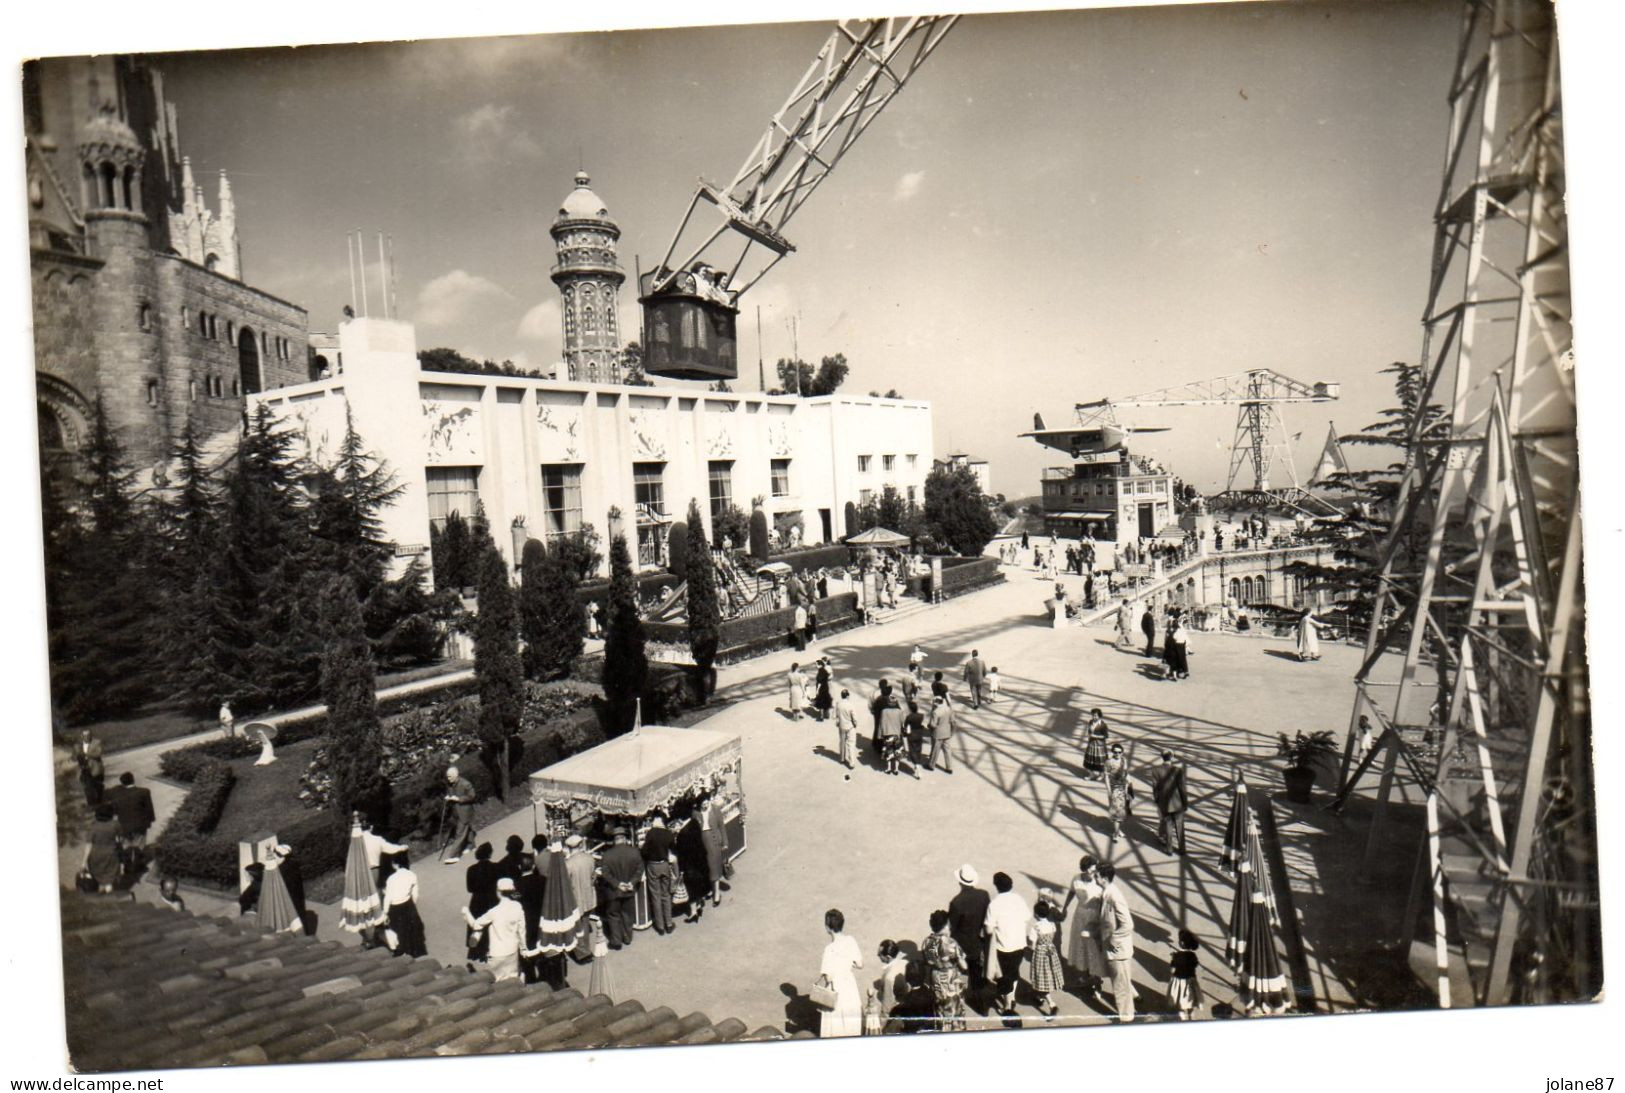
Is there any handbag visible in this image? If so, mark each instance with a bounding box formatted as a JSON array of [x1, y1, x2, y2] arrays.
[[671, 873, 690, 906], [75, 869, 97, 893], [809, 976, 839, 1012]]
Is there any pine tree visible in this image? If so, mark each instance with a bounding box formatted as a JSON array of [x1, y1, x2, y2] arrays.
[[601, 533, 648, 735], [684, 499, 722, 700], [474, 541, 522, 798], [363, 555, 443, 665], [45, 400, 161, 720], [320, 574, 390, 823], [308, 405, 403, 604], [924, 463, 998, 556]]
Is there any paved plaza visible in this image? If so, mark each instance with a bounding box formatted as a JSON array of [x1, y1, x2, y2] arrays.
[[76, 563, 1378, 1034]]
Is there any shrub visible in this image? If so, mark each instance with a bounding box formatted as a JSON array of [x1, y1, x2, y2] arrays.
[[749, 506, 771, 560], [158, 736, 259, 782], [151, 759, 239, 885], [768, 544, 849, 573]]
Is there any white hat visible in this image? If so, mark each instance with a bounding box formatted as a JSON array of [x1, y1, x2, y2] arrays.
[[274, 843, 292, 856], [564, 833, 585, 848], [446, 766, 459, 779], [957, 864, 978, 886], [496, 877, 516, 893]]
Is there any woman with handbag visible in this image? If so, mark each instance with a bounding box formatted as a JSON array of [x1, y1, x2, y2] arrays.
[[815, 909, 864, 1038], [1105, 743, 1131, 843]]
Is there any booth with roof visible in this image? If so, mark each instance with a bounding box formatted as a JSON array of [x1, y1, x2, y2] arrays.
[[528, 725, 746, 931]]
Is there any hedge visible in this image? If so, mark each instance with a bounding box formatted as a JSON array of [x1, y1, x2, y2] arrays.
[[932, 556, 1005, 598], [767, 543, 851, 573], [577, 571, 679, 608], [641, 592, 861, 664], [156, 673, 482, 783], [151, 759, 239, 885]]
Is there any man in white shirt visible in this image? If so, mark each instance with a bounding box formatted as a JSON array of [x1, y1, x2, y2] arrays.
[[833, 688, 859, 770], [1097, 863, 1137, 1020], [463, 876, 534, 982], [359, 820, 407, 886], [984, 871, 1033, 1015]]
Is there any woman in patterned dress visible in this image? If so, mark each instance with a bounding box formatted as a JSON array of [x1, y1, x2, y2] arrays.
[[921, 908, 968, 1032], [1060, 856, 1109, 999], [1083, 710, 1111, 780], [1105, 743, 1130, 842], [1027, 898, 1066, 1017]]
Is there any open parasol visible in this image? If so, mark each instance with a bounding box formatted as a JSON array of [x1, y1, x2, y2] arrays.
[[339, 823, 386, 932], [534, 848, 585, 955], [258, 858, 304, 935]]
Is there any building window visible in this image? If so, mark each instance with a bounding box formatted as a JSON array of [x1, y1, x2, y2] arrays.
[[708, 460, 733, 521], [198, 311, 209, 337], [540, 464, 584, 540], [226, 320, 236, 342], [425, 466, 482, 531], [882, 454, 895, 472], [189, 380, 197, 402], [907, 454, 917, 469], [857, 454, 871, 473], [145, 380, 158, 407], [633, 462, 665, 519], [138, 303, 151, 331], [209, 314, 218, 340], [859, 488, 875, 506], [770, 458, 791, 498], [907, 485, 917, 504]]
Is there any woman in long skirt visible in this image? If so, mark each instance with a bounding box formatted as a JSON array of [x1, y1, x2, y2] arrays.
[[818, 909, 864, 1038], [1083, 710, 1110, 780], [921, 909, 968, 1031], [787, 663, 808, 720], [1296, 609, 1322, 661], [813, 660, 834, 722], [1060, 857, 1109, 997], [382, 852, 428, 957], [1105, 744, 1130, 842], [1166, 620, 1190, 681]]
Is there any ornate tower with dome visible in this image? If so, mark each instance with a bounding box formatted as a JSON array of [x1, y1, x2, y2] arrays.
[[550, 170, 625, 383]]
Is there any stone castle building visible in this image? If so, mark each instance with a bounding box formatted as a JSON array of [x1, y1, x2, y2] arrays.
[[550, 171, 624, 384], [24, 55, 312, 472]]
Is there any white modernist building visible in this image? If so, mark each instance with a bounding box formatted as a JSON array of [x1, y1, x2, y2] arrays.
[[251, 318, 934, 579]]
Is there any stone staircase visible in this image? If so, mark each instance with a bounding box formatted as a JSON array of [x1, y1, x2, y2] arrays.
[[863, 596, 932, 627]]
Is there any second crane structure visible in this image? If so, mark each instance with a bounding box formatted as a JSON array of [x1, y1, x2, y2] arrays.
[[1075, 368, 1342, 514]]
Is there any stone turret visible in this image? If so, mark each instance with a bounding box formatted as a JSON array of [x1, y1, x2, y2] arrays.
[[550, 169, 624, 383]]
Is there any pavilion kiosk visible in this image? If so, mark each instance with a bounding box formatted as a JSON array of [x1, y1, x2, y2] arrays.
[[528, 725, 746, 931]]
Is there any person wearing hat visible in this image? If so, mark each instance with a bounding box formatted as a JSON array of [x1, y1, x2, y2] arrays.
[[564, 833, 598, 919], [463, 875, 536, 983], [465, 843, 502, 964], [440, 766, 478, 864], [595, 827, 645, 949], [946, 865, 990, 997]]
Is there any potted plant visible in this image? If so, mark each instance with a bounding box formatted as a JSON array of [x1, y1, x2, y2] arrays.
[[1276, 730, 1338, 803]]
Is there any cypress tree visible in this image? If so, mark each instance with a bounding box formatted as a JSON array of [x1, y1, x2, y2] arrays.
[[601, 533, 648, 735], [321, 574, 389, 823], [435, 510, 473, 592], [519, 538, 549, 679], [474, 541, 522, 797], [749, 502, 771, 560], [684, 498, 722, 700], [521, 536, 586, 680]]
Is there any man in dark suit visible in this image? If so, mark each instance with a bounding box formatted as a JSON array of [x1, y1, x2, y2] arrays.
[[515, 853, 547, 983], [105, 772, 155, 848], [947, 864, 991, 996], [596, 827, 645, 949], [1151, 750, 1189, 855]]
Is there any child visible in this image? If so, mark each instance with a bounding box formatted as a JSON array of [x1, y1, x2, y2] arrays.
[[1027, 899, 1065, 1017], [1167, 928, 1204, 1020], [986, 667, 1001, 701]]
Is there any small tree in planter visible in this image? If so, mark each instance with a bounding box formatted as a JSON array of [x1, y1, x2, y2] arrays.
[[1276, 730, 1339, 803], [667, 519, 689, 580]]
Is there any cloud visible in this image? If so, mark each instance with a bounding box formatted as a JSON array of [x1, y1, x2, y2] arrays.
[[516, 299, 561, 341], [453, 102, 543, 161], [893, 170, 926, 202], [415, 269, 513, 328]]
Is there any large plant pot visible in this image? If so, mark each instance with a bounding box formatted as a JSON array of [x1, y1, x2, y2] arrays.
[[1283, 765, 1316, 804]]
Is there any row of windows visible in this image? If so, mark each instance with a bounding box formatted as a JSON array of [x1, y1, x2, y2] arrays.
[[140, 374, 240, 407], [857, 485, 918, 506], [175, 306, 294, 363], [857, 453, 916, 473], [427, 458, 785, 541], [1048, 478, 1167, 499]]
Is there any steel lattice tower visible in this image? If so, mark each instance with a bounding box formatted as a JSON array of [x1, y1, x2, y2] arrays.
[[1333, 0, 1594, 1007]]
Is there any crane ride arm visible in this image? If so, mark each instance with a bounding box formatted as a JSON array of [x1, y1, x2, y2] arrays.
[[1076, 368, 1339, 417], [648, 16, 960, 304]]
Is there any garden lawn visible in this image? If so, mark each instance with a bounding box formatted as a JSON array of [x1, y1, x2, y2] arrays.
[[212, 738, 328, 847]]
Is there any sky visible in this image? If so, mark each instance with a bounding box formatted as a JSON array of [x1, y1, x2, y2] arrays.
[[130, 0, 1461, 498]]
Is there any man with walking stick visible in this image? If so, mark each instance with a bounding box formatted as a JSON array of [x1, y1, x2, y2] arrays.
[[441, 766, 479, 865]]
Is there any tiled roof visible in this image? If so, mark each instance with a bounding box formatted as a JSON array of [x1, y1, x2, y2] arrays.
[[60, 890, 806, 1072]]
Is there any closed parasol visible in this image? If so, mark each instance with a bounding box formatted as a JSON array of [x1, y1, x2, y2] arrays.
[[1239, 813, 1289, 1013], [1220, 778, 1248, 872], [1225, 847, 1253, 971], [534, 848, 585, 955], [339, 822, 386, 932], [258, 858, 304, 935]]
